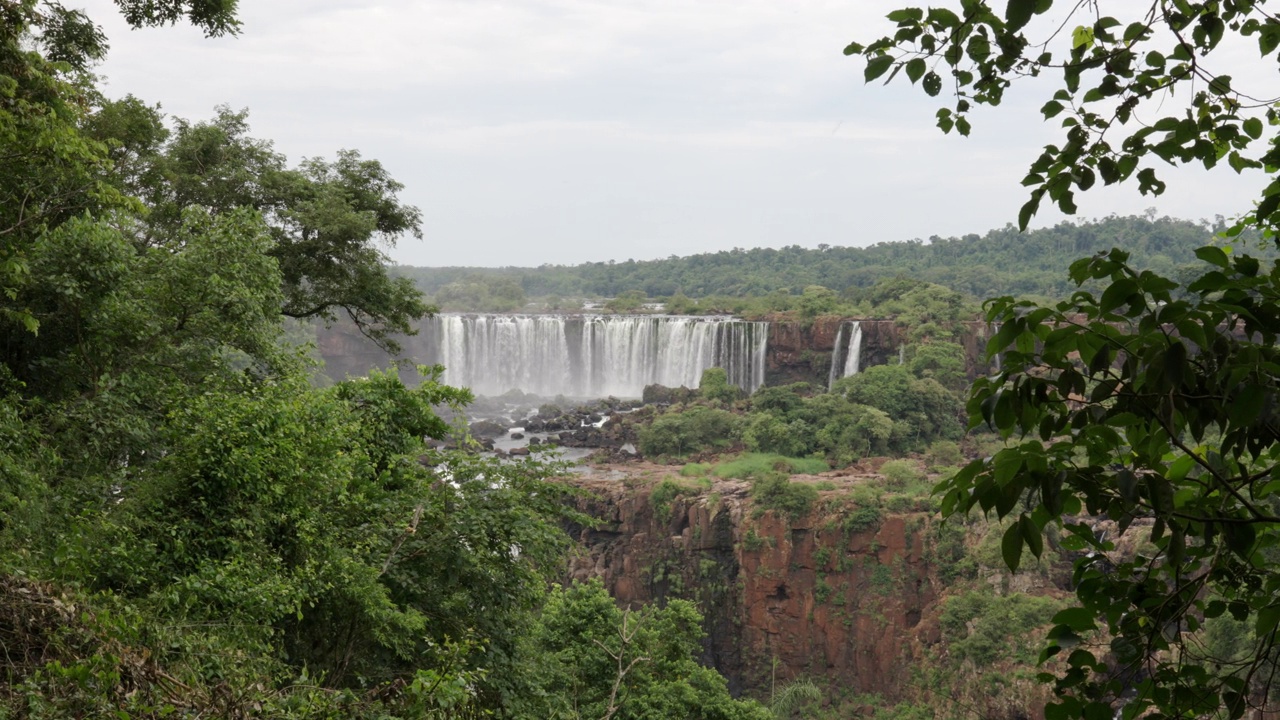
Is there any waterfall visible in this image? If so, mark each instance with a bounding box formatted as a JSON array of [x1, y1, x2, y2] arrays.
[[843, 321, 863, 378], [827, 323, 846, 390], [827, 321, 863, 389], [422, 314, 768, 398]]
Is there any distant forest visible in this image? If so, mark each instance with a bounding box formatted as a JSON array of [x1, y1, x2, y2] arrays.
[[395, 215, 1260, 309]]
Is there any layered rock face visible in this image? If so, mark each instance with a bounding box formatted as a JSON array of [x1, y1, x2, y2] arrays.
[[764, 316, 998, 387], [563, 475, 946, 698]]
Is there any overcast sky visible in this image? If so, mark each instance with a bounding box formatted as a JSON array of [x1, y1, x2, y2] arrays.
[[77, 0, 1268, 267]]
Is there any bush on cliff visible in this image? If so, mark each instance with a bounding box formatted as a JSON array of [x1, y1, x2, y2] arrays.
[[750, 475, 819, 520], [513, 580, 773, 720], [833, 364, 963, 450]]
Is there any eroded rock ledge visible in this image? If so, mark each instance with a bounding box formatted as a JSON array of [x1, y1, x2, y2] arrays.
[[559, 469, 952, 699]]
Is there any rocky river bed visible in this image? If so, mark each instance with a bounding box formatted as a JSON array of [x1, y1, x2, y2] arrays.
[[429, 391, 655, 464]]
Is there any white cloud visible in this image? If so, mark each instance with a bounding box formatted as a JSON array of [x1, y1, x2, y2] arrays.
[[72, 0, 1265, 266]]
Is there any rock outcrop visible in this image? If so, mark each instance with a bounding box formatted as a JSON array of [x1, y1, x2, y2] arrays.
[[764, 316, 999, 387], [562, 474, 948, 699]]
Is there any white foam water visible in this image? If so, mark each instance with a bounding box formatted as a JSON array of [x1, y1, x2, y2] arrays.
[[422, 314, 768, 398]]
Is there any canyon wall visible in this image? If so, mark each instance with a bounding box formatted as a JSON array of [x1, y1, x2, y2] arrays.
[[562, 475, 949, 700], [763, 316, 998, 387]]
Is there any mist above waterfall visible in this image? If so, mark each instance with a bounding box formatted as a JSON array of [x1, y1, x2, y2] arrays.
[[424, 314, 768, 398]]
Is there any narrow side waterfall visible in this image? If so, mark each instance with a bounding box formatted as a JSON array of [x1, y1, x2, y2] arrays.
[[423, 314, 768, 398], [842, 321, 863, 378], [827, 323, 846, 390], [828, 321, 863, 388]]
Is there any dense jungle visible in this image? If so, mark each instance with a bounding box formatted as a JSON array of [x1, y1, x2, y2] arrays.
[[10, 1, 1280, 720]]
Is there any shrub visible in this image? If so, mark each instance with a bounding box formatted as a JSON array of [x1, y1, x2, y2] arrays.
[[742, 528, 773, 552], [698, 367, 742, 403], [880, 459, 925, 489], [751, 475, 818, 520], [651, 479, 701, 524], [834, 365, 964, 451], [743, 413, 813, 457], [638, 406, 741, 457], [843, 506, 882, 534], [926, 440, 963, 468], [749, 383, 813, 414], [940, 591, 1065, 667]]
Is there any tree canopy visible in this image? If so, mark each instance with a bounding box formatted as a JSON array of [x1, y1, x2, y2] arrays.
[[0, 3, 594, 717], [0, 3, 793, 717], [847, 1, 1280, 718], [396, 215, 1241, 313]]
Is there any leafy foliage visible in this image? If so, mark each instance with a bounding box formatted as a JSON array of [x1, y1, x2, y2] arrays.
[[514, 580, 773, 720], [750, 475, 819, 521], [700, 367, 743, 404], [638, 405, 743, 457], [92, 102, 431, 352], [845, 1, 1280, 237], [940, 591, 1066, 668], [0, 4, 644, 717], [845, 1, 1280, 717], [939, 248, 1280, 718]]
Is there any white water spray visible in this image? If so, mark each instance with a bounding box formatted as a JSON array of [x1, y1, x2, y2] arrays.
[[828, 321, 863, 388], [423, 314, 768, 398]]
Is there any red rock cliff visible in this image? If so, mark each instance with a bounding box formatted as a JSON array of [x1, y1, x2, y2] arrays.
[[563, 475, 948, 700]]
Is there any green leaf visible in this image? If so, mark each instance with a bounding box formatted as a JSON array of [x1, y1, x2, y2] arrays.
[[926, 7, 960, 28], [1005, 0, 1035, 32], [1051, 606, 1097, 631], [1225, 521, 1257, 560], [922, 71, 942, 96], [1256, 604, 1280, 636], [1072, 25, 1095, 49], [1195, 245, 1230, 267], [1244, 117, 1264, 139], [1018, 192, 1043, 230], [1229, 601, 1250, 622], [905, 58, 926, 83], [1228, 387, 1266, 429], [864, 55, 894, 82], [1260, 26, 1280, 56], [1001, 520, 1025, 572], [1041, 100, 1065, 118], [1099, 277, 1138, 314], [1123, 22, 1149, 43], [1020, 513, 1043, 559]]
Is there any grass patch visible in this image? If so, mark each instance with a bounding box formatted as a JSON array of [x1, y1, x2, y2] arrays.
[[711, 453, 828, 480], [680, 462, 712, 477]]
